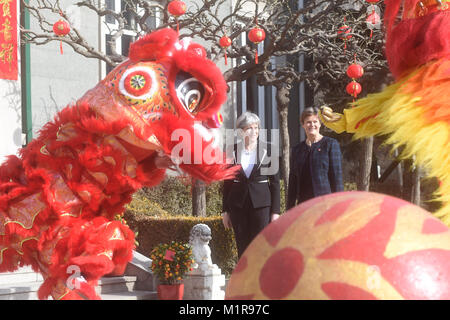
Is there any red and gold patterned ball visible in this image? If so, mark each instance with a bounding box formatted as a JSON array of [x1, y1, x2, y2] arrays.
[[225, 191, 450, 300]]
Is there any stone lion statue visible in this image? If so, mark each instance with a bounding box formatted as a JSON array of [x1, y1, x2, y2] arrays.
[[189, 224, 217, 273]]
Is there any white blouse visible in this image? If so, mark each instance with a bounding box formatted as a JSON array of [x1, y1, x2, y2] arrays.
[[240, 148, 257, 178]]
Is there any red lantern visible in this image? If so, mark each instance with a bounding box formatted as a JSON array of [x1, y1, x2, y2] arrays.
[[366, 7, 381, 38], [346, 64, 364, 79], [53, 19, 70, 55], [219, 35, 232, 65], [346, 80, 362, 98], [337, 25, 352, 51], [219, 35, 232, 48], [248, 27, 265, 64], [366, 10, 381, 26], [168, 0, 186, 16], [248, 28, 265, 43], [168, 1, 186, 34]]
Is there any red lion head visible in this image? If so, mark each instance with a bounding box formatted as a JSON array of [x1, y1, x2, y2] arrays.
[[78, 28, 234, 182]]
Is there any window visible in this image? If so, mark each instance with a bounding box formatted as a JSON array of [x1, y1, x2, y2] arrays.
[[101, 0, 160, 76]]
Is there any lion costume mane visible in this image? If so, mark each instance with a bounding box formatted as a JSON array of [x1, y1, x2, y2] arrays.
[[320, 0, 450, 225]]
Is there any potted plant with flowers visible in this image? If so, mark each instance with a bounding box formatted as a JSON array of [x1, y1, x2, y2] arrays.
[[150, 241, 194, 300]]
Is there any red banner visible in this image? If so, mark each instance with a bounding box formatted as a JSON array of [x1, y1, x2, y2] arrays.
[[0, 0, 18, 80]]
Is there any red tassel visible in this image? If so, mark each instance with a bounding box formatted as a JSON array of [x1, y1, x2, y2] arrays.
[[224, 52, 228, 65], [370, 29, 373, 39], [176, 19, 179, 35], [255, 50, 258, 64], [60, 41, 63, 54]]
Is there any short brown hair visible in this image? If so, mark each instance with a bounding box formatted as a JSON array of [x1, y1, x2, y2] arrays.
[[300, 107, 319, 124]]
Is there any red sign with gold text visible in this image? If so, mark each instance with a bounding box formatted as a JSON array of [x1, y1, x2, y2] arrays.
[[0, 0, 18, 80]]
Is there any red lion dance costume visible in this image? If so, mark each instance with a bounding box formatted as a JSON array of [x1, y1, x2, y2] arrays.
[[320, 0, 450, 225], [0, 28, 236, 299]]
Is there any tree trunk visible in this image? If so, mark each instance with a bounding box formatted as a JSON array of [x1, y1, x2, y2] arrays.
[[275, 83, 292, 207], [394, 149, 404, 193], [411, 157, 421, 206], [357, 137, 373, 191], [402, 159, 412, 202], [192, 179, 206, 217], [402, 158, 421, 205]]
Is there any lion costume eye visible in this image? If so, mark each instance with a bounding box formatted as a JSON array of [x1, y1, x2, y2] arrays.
[[175, 71, 205, 114], [119, 66, 158, 100]]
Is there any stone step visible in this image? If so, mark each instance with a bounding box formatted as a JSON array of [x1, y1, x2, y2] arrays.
[[0, 275, 157, 300], [0, 251, 156, 300], [0, 266, 43, 284], [101, 290, 157, 300], [0, 280, 41, 300], [95, 276, 137, 294]]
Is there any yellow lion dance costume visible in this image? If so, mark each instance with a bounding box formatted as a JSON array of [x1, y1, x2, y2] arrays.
[[320, 0, 450, 225]]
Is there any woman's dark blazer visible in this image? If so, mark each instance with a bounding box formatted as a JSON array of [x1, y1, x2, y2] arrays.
[[287, 136, 344, 210], [222, 142, 280, 214]]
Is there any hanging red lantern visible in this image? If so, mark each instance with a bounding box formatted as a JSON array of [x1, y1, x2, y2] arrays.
[[168, 0, 186, 16], [366, 10, 381, 26], [248, 28, 265, 43], [366, 6, 381, 38], [346, 63, 364, 79], [219, 35, 232, 48], [219, 35, 232, 65], [248, 27, 265, 64], [346, 80, 362, 98], [53, 19, 71, 55], [337, 24, 352, 52], [168, 1, 186, 34]]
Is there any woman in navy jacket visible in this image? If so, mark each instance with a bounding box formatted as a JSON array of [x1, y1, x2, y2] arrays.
[[287, 107, 344, 210]]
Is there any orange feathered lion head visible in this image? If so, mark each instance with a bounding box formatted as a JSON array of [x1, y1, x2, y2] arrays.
[[79, 28, 235, 183]]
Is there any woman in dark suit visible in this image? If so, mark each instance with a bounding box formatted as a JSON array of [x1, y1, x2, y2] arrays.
[[287, 107, 344, 210], [222, 112, 280, 258]]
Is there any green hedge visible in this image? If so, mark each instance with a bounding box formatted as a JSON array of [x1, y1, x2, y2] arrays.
[[126, 191, 171, 217], [137, 177, 224, 216], [123, 210, 238, 277]]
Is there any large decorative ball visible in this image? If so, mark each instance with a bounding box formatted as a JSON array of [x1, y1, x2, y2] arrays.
[[225, 191, 450, 300]]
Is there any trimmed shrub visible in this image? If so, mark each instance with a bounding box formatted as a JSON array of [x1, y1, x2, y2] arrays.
[[138, 177, 224, 216], [123, 211, 238, 277], [125, 190, 170, 217], [139, 177, 193, 216]]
